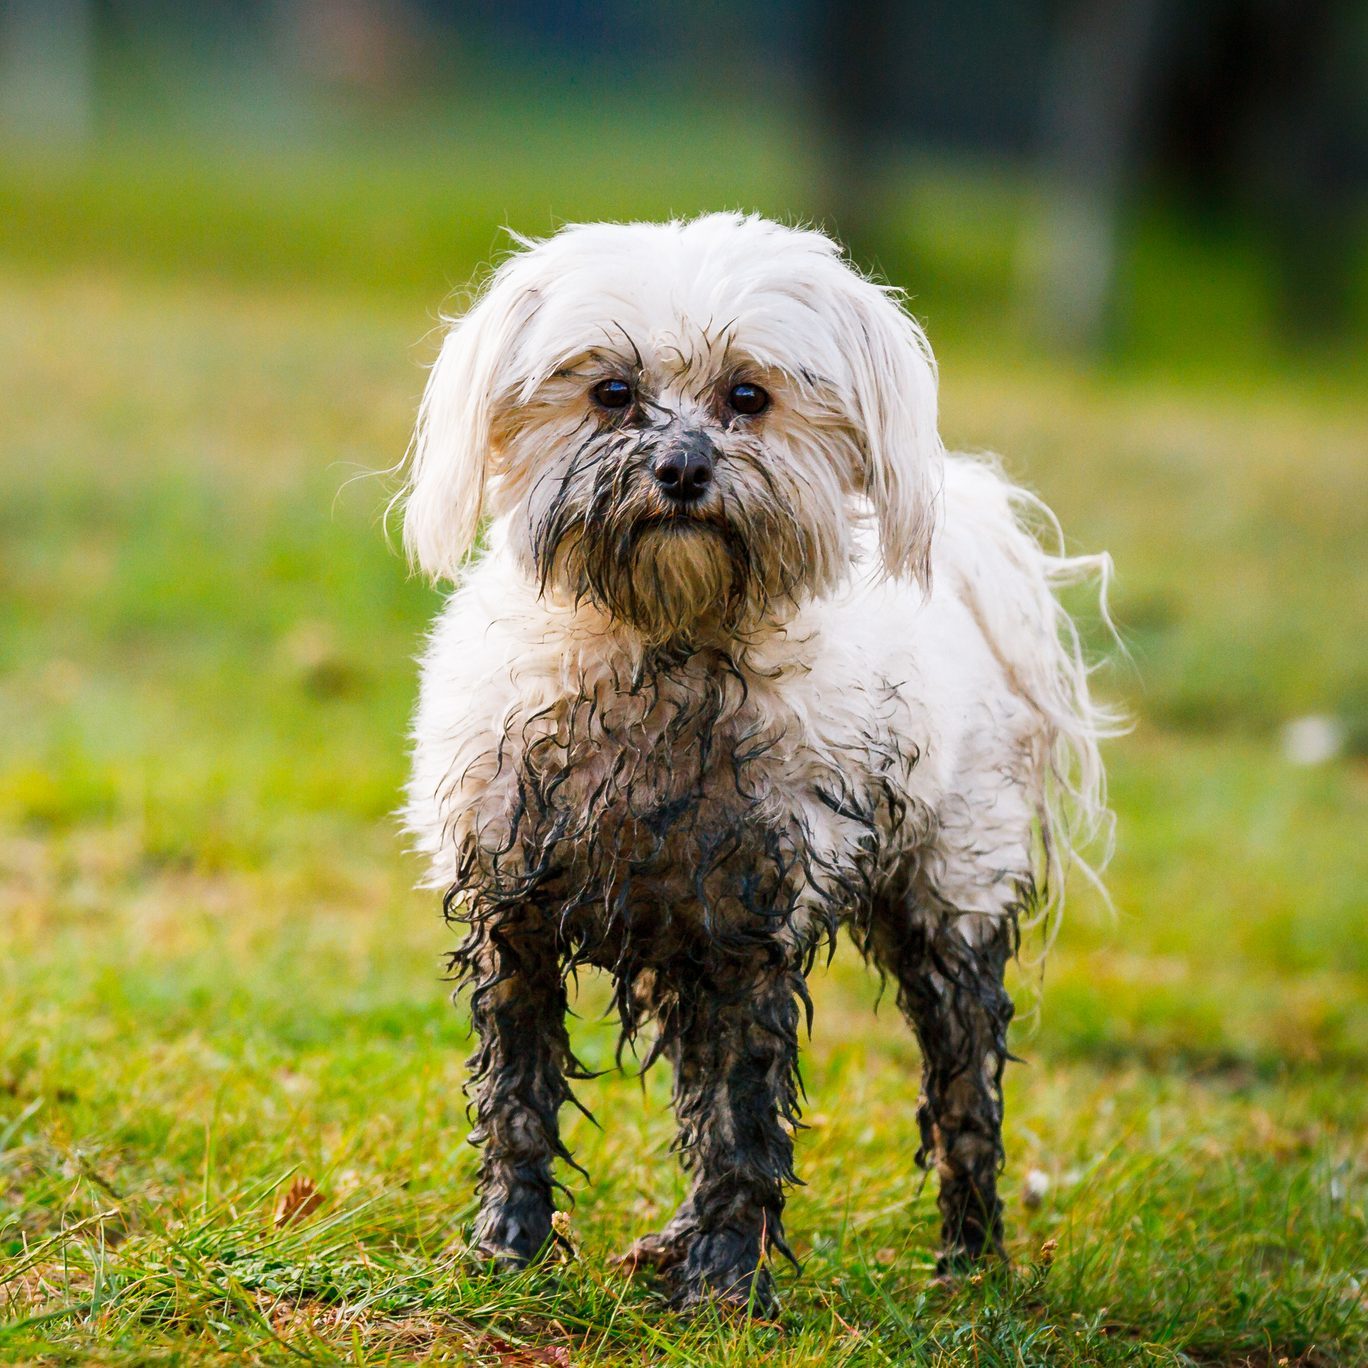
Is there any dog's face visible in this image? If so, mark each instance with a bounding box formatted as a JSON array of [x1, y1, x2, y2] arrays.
[[404, 214, 943, 643]]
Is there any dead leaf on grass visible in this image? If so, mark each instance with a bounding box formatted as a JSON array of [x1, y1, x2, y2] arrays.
[[273, 1175, 325, 1229], [478, 1336, 572, 1366]]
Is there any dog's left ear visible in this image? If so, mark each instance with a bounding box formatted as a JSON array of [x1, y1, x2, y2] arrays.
[[402, 263, 540, 582], [835, 273, 943, 586]]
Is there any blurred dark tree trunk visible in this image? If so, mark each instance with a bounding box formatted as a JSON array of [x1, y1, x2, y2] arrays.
[[1029, 0, 1367, 350], [1024, 0, 1175, 350], [810, 0, 901, 268], [1183, 0, 1364, 340]]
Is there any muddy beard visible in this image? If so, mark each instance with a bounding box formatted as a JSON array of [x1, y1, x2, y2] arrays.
[[553, 517, 761, 646]]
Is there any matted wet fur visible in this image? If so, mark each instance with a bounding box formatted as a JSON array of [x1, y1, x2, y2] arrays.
[[399, 214, 1117, 1314]]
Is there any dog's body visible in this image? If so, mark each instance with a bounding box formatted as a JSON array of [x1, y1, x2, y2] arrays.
[[401, 214, 1113, 1312]]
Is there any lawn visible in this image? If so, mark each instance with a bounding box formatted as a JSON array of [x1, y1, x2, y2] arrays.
[[1, 133, 1366, 1364]]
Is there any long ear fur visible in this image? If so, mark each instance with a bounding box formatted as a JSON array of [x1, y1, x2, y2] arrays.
[[402, 265, 538, 581], [836, 273, 943, 585]]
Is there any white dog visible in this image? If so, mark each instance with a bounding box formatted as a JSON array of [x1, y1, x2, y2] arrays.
[[400, 213, 1114, 1312]]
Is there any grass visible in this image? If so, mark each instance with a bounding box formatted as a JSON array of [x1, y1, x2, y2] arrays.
[[1, 125, 1367, 1364]]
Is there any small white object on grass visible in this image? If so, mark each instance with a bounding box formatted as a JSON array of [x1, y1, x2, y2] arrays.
[[1281, 715, 1345, 766], [1023, 1168, 1050, 1208]]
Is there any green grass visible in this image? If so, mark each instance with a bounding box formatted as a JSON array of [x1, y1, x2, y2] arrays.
[[2, 134, 1367, 1363]]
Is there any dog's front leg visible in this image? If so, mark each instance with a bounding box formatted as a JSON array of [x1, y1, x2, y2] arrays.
[[657, 957, 804, 1314], [463, 926, 574, 1267]]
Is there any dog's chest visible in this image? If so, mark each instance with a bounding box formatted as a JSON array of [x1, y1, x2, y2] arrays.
[[459, 653, 911, 952]]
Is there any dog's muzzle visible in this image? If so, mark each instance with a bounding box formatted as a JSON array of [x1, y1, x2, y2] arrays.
[[651, 428, 716, 506]]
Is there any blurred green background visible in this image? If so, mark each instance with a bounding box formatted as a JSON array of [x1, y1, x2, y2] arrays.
[[1, 3, 1366, 1363]]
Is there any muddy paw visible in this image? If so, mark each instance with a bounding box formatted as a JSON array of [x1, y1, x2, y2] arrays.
[[667, 1254, 777, 1319], [669, 1271, 778, 1320], [463, 1239, 538, 1272]]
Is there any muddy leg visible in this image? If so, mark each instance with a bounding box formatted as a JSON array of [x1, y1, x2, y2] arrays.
[[652, 958, 805, 1313], [877, 913, 1015, 1273], [462, 925, 576, 1266]]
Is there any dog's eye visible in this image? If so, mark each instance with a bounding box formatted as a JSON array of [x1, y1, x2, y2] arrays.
[[727, 382, 769, 415], [591, 378, 633, 410]]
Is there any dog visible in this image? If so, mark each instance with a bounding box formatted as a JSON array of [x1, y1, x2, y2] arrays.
[[399, 213, 1115, 1313]]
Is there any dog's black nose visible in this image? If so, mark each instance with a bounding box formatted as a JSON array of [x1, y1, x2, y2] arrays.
[[652, 433, 714, 503]]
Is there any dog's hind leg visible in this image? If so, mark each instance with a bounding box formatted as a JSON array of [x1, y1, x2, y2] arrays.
[[869, 907, 1016, 1275], [642, 955, 805, 1314], [462, 924, 578, 1267]]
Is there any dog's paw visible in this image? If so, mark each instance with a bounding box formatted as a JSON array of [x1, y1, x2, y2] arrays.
[[467, 1198, 562, 1272], [664, 1232, 778, 1319], [464, 1239, 534, 1272], [668, 1266, 778, 1320], [931, 1246, 1010, 1288]]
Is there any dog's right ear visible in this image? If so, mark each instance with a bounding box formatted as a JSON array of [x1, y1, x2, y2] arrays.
[[402, 265, 538, 582]]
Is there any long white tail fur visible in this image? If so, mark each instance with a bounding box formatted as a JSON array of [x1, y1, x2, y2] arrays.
[[938, 454, 1126, 957]]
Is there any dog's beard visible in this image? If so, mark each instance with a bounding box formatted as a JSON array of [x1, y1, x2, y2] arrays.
[[527, 439, 817, 645], [570, 518, 745, 645]]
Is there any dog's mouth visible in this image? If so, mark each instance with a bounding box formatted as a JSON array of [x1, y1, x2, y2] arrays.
[[631, 505, 726, 538], [624, 511, 729, 565], [635, 513, 708, 536]]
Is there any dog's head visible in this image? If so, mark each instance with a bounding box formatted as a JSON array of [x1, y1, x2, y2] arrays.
[[403, 213, 943, 644]]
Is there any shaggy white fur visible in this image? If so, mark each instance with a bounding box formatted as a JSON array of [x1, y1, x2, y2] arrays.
[[402, 213, 1115, 949]]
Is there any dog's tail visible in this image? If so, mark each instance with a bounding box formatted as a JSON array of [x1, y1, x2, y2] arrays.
[[938, 454, 1126, 958]]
